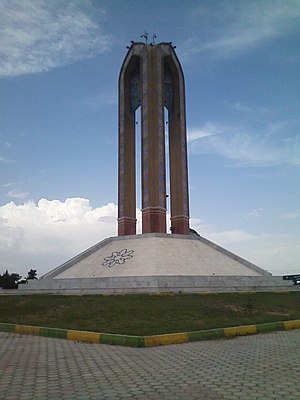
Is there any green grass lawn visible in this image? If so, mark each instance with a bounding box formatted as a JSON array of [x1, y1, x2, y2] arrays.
[[1, 292, 300, 336]]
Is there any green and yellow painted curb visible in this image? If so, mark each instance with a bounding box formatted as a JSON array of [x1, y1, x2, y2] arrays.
[[1, 319, 300, 347]]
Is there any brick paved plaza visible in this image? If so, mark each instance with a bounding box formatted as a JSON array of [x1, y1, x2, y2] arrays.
[[0, 330, 299, 399]]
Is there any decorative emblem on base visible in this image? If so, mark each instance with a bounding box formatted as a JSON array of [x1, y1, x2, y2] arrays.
[[102, 249, 134, 268]]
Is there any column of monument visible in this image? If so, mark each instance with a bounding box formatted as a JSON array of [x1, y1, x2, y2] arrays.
[[118, 42, 189, 236]]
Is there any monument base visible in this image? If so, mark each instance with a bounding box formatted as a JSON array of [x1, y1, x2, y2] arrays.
[[20, 275, 296, 295], [18, 233, 297, 294]]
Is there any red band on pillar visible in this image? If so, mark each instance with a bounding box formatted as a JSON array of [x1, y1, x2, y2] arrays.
[[142, 207, 166, 234], [170, 215, 190, 235], [118, 217, 137, 236]]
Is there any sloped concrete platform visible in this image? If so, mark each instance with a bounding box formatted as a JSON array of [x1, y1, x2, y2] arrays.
[[18, 234, 296, 293], [42, 233, 270, 279]]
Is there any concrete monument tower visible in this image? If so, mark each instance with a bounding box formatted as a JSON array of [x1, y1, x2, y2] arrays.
[[118, 42, 189, 236], [23, 39, 285, 295]]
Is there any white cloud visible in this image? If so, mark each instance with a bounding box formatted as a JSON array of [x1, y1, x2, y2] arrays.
[[0, 0, 111, 77], [226, 102, 254, 113], [0, 198, 298, 278], [182, 1, 300, 60], [7, 189, 29, 199], [191, 218, 257, 244], [0, 156, 10, 163], [188, 121, 300, 166], [187, 122, 224, 142], [190, 217, 300, 276], [245, 208, 264, 219], [221, 233, 300, 277], [0, 198, 118, 277], [281, 211, 299, 220]]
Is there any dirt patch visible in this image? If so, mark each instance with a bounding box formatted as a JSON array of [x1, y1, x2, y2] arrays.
[[265, 311, 291, 317]]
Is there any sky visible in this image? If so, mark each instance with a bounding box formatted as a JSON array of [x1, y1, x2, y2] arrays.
[[0, 0, 299, 278]]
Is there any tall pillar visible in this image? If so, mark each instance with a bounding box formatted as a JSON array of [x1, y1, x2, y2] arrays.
[[164, 54, 190, 235], [141, 45, 166, 234], [118, 54, 139, 235], [118, 42, 189, 236]]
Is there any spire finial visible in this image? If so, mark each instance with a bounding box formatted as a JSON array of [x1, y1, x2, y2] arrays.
[[141, 32, 148, 44]]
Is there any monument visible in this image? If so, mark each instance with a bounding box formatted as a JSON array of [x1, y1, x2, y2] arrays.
[[20, 40, 293, 293], [118, 41, 189, 236]]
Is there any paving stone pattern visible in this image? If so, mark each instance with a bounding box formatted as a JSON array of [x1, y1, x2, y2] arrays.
[[0, 330, 300, 399]]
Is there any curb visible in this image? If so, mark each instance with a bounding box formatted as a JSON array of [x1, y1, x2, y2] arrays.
[[1, 319, 300, 347]]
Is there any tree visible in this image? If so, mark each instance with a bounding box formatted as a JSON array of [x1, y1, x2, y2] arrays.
[[27, 269, 38, 280], [0, 270, 21, 289]]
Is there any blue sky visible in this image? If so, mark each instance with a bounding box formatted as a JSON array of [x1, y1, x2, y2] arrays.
[[0, 0, 299, 277]]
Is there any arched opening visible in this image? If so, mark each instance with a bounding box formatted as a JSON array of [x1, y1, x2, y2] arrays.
[[135, 105, 142, 232], [164, 106, 171, 233]]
